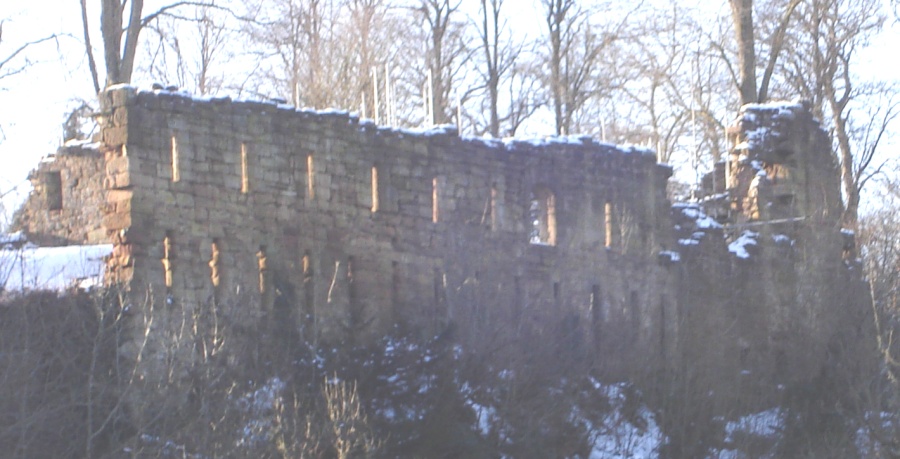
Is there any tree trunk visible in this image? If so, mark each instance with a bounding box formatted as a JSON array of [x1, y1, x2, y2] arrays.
[[730, 0, 758, 105]]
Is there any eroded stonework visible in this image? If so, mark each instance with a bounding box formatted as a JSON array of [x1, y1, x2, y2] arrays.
[[17, 87, 874, 399], [12, 142, 107, 246]]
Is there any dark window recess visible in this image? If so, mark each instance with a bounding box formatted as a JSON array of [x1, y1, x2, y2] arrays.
[[45, 172, 63, 210], [775, 194, 794, 206]]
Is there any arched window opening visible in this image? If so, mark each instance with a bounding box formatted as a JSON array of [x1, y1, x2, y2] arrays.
[[529, 185, 557, 246]]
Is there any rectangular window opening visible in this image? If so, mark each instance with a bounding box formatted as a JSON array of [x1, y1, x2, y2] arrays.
[[433, 267, 442, 305], [490, 185, 498, 231], [591, 284, 601, 326], [240, 143, 250, 193], [162, 230, 175, 289], [432, 177, 440, 223], [171, 135, 180, 182], [630, 290, 640, 337], [45, 171, 62, 211], [307, 154, 315, 200], [371, 166, 380, 213], [604, 201, 613, 248], [391, 261, 401, 306], [660, 294, 667, 358], [288, 155, 297, 187]]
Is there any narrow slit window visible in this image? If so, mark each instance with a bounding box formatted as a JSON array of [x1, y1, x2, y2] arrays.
[[391, 261, 401, 306], [162, 231, 174, 289], [432, 177, 440, 223], [241, 143, 249, 193], [302, 251, 315, 325], [433, 267, 442, 305], [371, 166, 380, 212], [288, 155, 297, 187], [307, 154, 315, 199], [45, 171, 62, 211], [591, 284, 602, 326], [630, 290, 640, 336], [604, 201, 613, 248], [171, 135, 180, 182], [209, 238, 222, 288], [659, 294, 667, 358], [529, 185, 556, 246], [490, 185, 498, 230]]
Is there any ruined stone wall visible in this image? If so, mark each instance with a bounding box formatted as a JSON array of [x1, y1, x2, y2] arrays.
[[12, 143, 107, 246], [97, 87, 679, 372], [688, 102, 875, 396], [3, 86, 872, 414]]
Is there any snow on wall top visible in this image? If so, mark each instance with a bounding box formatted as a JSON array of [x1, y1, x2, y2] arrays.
[[111, 85, 660, 160], [733, 99, 812, 155]]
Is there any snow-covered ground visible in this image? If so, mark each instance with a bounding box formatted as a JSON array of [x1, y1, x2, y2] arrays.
[[0, 241, 112, 291], [586, 380, 665, 458]]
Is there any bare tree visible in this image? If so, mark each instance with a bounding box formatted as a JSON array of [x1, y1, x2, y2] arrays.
[[79, 0, 219, 93], [0, 21, 59, 87], [0, 20, 60, 142], [472, 0, 534, 137], [243, 0, 402, 112], [725, 0, 802, 105], [782, 0, 892, 226], [412, 0, 472, 125], [539, 0, 632, 136], [144, 4, 233, 95]]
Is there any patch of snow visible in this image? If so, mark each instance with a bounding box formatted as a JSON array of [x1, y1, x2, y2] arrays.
[[674, 203, 722, 230], [679, 238, 700, 246], [855, 411, 897, 457], [236, 377, 286, 449], [63, 138, 101, 149], [729, 231, 759, 259], [0, 232, 27, 247], [586, 380, 665, 459], [659, 250, 681, 262], [715, 408, 785, 458], [725, 408, 786, 439], [771, 234, 792, 245], [0, 244, 113, 291], [471, 402, 499, 436]]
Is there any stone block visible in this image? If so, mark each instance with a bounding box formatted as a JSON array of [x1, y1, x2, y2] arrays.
[[103, 211, 132, 231]]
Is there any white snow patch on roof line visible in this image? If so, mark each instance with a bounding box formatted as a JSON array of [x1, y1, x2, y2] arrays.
[[0, 244, 112, 291], [62, 138, 102, 149], [729, 231, 759, 259], [740, 100, 803, 113], [117, 85, 655, 158]]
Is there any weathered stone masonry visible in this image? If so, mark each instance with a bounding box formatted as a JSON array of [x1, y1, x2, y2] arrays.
[[13, 142, 107, 246], [97, 86, 679, 368], [17, 86, 873, 394]]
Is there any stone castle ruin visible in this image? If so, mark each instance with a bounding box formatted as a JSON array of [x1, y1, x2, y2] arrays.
[[13, 87, 874, 400]]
